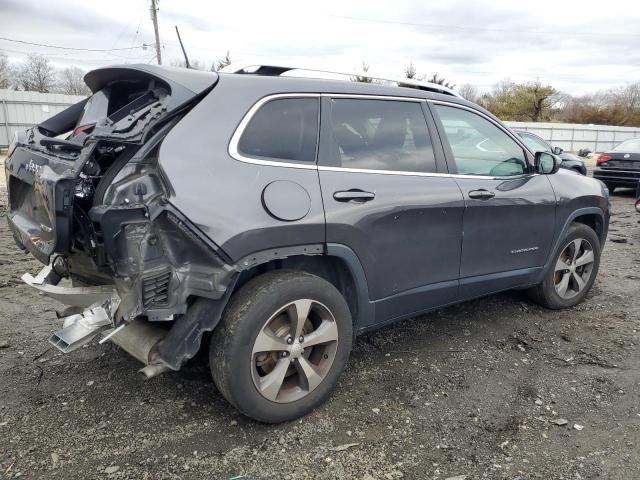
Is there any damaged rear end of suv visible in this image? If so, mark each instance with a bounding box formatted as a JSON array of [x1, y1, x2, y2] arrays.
[[7, 63, 610, 423], [6, 65, 234, 378]]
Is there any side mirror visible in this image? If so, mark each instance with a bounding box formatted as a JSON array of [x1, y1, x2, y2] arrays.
[[552, 146, 563, 155], [534, 151, 562, 174]]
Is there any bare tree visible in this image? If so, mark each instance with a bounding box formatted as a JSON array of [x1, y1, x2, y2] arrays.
[[457, 83, 479, 103], [404, 60, 420, 80], [0, 52, 12, 89], [212, 50, 232, 71], [398, 61, 424, 89], [58, 66, 90, 95], [351, 61, 374, 83], [16, 54, 55, 93], [427, 72, 455, 89]]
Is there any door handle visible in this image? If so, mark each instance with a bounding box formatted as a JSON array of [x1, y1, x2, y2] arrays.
[[468, 189, 495, 200], [333, 189, 376, 202]]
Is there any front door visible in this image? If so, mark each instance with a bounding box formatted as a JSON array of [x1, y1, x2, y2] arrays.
[[318, 96, 465, 325], [430, 102, 557, 299]]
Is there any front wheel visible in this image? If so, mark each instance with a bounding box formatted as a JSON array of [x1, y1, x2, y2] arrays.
[[209, 271, 353, 423], [528, 223, 601, 309]]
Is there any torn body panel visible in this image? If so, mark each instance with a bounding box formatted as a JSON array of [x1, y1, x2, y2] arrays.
[[6, 65, 218, 264]]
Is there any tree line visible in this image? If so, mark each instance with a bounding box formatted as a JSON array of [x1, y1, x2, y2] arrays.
[[0, 52, 91, 95], [354, 61, 640, 128], [457, 79, 640, 127]]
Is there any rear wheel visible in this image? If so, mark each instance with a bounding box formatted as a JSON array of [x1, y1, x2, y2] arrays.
[[528, 223, 600, 309], [209, 271, 352, 423]]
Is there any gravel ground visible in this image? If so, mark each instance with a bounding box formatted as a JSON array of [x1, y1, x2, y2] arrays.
[[1, 157, 639, 480]]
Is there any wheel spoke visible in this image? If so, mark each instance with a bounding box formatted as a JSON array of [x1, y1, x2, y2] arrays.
[[571, 239, 582, 262], [574, 249, 594, 267], [302, 320, 339, 348], [257, 357, 290, 401], [288, 299, 313, 339], [295, 356, 324, 392], [572, 271, 586, 292], [556, 272, 571, 297], [252, 328, 288, 355], [555, 257, 570, 273]]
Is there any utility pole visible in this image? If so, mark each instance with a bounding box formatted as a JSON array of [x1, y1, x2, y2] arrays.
[[150, 0, 162, 65]]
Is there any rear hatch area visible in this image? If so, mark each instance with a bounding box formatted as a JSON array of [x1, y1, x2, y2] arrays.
[[5, 64, 218, 265]]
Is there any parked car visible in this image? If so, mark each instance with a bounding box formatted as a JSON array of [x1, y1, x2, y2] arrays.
[[593, 138, 640, 192], [6, 64, 610, 423], [515, 130, 587, 175]]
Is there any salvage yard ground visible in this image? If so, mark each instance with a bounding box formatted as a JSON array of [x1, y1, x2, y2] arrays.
[[1, 156, 639, 479]]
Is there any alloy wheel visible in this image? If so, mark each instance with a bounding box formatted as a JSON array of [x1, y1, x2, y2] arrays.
[[554, 238, 595, 299], [250, 299, 339, 403]]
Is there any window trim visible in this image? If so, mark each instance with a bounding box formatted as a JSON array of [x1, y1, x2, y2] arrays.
[[429, 100, 535, 179], [228, 93, 321, 170]]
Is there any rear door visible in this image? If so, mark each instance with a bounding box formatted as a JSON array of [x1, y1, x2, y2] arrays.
[[429, 101, 557, 299], [318, 95, 465, 326]]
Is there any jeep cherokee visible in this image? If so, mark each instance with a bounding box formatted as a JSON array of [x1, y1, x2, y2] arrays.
[[5, 64, 610, 423]]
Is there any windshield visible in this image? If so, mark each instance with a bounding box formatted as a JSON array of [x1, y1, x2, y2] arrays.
[[613, 138, 640, 153]]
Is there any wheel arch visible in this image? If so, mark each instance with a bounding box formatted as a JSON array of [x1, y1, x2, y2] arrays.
[[541, 207, 607, 281], [233, 243, 373, 330], [573, 212, 605, 244]]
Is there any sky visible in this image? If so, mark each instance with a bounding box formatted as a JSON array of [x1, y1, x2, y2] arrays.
[[1, 0, 639, 95]]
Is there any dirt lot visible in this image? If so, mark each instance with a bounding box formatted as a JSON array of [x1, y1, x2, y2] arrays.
[[1, 157, 639, 480]]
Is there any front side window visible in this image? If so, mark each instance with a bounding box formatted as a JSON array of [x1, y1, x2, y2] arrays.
[[238, 97, 319, 162], [434, 105, 528, 176], [326, 98, 436, 173], [519, 132, 551, 153]]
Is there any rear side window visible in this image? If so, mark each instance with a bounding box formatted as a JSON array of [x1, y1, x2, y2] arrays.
[[325, 98, 436, 173], [238, 97, 319, 162]]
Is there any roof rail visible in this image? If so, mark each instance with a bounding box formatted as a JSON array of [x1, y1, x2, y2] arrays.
[[219, 62, 462, 98]]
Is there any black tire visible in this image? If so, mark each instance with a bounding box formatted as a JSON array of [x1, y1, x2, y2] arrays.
[[604, 183, 616, 193], [209, 270, 353, 423], [527, 223, 601, 309]]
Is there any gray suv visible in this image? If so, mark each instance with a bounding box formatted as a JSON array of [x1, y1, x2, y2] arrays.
[[5, 64, 610, 422]]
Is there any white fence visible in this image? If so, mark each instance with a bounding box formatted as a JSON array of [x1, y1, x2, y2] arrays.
[[504, 121, 640, 153], [0, 89, 86, 148]]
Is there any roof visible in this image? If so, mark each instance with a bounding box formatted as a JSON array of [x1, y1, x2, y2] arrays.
[[220, 62, 461, 98]]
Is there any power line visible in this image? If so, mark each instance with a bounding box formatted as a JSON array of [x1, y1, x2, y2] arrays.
[[0, 36, 149, 52], [126, 0, 150, 62]]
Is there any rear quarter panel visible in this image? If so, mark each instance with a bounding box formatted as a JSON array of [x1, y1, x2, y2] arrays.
[[157, 75, 325, 262]]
